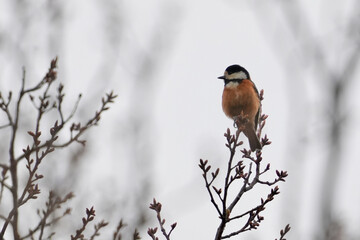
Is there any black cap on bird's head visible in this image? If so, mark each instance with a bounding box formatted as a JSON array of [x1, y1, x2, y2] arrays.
[[218, 64, 250, 81]]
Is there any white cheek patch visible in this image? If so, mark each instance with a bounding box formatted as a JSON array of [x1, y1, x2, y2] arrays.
[[227, 71, 247, 80], [225, 81, 239, 89]]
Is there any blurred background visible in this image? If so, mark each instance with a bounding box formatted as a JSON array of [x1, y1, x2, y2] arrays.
[[0, 0, 359, 239]]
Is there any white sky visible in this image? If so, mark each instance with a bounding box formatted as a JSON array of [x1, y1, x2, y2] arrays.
[[0, 0, 359, 239]]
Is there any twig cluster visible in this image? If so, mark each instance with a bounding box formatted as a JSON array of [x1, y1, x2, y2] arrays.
[[111, 219, 141, 240], [71, 208, 142, 240], [71, 207, 98, 240], [276, 224, 291, 240], [112, 219, 127, 240], [148, 199, 177, 240], [199, 90, 289, 239], [0, 57, 117, 239], [23, 191, 74, 239]]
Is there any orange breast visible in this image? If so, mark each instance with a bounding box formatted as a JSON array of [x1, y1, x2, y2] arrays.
[[222, 79, 260, 122]]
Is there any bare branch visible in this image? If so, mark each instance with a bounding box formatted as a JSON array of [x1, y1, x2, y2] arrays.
[[89, 220, 109, 240], [199, 90, 290, 239], [71, 207, 96, 240], [275, 224, 291, 240], [113, 219, 126, 240], [148, 199, 177, 240]]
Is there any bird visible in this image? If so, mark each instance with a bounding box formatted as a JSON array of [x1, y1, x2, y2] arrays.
[[218, 64, 262, 151]]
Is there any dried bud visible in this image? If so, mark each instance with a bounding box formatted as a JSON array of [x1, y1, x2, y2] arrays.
[[51, 57, 58, 69]]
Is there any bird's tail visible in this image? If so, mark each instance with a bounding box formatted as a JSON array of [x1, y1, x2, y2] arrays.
[[244, 128, 262, 152]]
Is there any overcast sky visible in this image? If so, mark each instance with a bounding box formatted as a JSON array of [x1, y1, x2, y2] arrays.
[[0, 0, 359, 239]]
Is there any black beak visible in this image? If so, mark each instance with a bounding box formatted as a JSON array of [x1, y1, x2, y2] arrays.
[[218, 76, 225, 80]]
